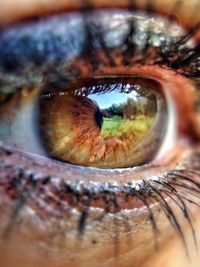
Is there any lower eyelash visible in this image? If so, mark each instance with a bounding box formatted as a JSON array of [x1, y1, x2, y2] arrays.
[[0, 145, 200, 255]]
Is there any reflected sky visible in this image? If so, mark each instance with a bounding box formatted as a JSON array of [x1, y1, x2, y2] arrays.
[[88, 85, 140, 109]]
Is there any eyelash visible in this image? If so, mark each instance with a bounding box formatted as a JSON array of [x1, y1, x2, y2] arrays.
[[70, 14, 200, 78], [1, 147, 200, 252], [0, 8, 199, 256]]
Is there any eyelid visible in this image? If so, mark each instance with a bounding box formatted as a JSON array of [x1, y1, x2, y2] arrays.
[[0, 0, 200, 27]]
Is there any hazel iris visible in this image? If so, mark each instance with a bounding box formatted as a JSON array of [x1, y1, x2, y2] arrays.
[[39, 76, 167, 168]]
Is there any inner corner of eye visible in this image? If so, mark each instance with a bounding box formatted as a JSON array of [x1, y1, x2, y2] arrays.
[[0, 76, 173, 169]]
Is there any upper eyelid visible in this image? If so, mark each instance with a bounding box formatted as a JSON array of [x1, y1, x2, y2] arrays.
[[0, 0, 199, 27], [0, 12, 197, 99]]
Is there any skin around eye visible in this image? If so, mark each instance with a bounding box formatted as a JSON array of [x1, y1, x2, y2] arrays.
[[0, 2, 200, 267]]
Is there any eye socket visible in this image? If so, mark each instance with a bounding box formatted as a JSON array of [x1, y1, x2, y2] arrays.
[[38, 76, 167, 168]]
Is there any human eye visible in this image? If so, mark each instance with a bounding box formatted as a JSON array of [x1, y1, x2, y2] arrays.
[[0, 1, 200, 267]]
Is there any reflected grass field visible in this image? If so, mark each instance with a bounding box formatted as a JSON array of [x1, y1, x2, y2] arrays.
[[102, 115, 155, 139]]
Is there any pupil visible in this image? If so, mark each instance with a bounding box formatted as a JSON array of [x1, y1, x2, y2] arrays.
[[95, 107, 103, 129]]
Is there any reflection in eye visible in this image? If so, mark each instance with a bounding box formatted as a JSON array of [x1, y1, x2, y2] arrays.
[[39, 77, 168, 168], [0, 6, 200, 267]]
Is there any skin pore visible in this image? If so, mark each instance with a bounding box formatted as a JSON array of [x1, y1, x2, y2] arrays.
[[0, 0, 200, 267]]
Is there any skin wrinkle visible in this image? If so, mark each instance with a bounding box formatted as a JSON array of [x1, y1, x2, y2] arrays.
[[0, 1, 200, 267]]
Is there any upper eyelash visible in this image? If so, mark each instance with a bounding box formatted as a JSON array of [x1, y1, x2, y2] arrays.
[[157, 24, 200, 78], [1, 144, 200, 255], [0, 10, 199, 97], [80, 17, 200, 77]]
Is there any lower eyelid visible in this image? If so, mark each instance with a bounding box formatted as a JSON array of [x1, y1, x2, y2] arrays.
[[0, 144, 200, 266], [0, 140, 195, 210]]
